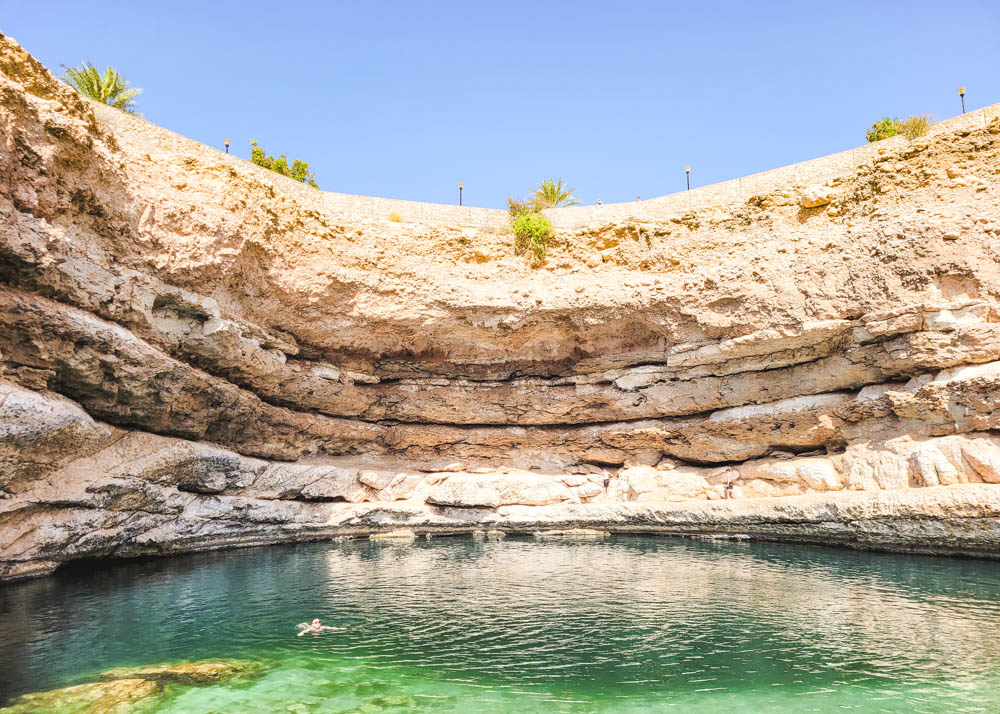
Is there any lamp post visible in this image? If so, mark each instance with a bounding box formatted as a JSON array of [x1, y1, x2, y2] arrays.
[[958, 87, 966, 114], [224, 138, 230, 154], [685, 166, 691, 191], [458, 182, 463, 206]]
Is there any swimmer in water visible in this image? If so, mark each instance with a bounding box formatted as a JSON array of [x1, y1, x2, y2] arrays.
[[297, 618, 339, 636]]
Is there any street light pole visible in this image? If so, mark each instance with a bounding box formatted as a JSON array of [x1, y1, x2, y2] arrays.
[[458, 182, 463, 206], [685, 166, 691, 191], [958, 87, 966, 114], [224, 138, 230, 154]]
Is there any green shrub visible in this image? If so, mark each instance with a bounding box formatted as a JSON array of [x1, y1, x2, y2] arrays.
[[512, 213, 554, 263], [250, 140, 319, 187], [899, 114, 932, 140], [507, 197, 533, 219], [866, 114, 933, 143], [866, 117, 901, 143]]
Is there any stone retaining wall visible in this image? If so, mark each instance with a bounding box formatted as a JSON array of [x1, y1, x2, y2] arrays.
[[91, 99, 1000, 232]]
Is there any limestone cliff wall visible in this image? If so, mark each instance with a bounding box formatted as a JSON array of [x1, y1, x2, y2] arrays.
[[3, 32, 1000, 580]]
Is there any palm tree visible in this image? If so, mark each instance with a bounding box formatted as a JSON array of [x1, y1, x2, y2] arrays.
[[62, 62, 141, 113], [530, 178, 580, 209]]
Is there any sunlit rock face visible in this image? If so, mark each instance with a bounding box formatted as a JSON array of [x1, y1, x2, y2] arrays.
[[3, 31, 1000, 580]]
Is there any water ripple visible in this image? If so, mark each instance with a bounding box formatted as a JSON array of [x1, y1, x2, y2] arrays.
[[2, 537, 1000, 712]]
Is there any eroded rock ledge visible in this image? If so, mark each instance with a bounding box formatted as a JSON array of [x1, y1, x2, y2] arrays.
[[2, 32, 1000, 580]]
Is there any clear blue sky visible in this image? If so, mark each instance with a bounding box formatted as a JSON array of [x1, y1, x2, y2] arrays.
[[2, 1, 998, 207]]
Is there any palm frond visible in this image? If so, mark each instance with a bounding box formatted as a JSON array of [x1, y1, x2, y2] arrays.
[[62, 61, 141, 113], [530, 178, 580, 208]]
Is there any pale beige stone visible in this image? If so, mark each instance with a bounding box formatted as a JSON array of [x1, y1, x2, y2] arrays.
[[370, 530, 417, 542], [961, 438, 1000, 483], [2, 33, 1000, 578], [359, 470, 394, 490], [800, 184, 836, 208], [909, 446, 961, 487]]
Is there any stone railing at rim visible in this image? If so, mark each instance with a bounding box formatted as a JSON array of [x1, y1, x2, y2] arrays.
[[88, 101, 510, 232], [546, 102, 1000, 230], [89, 100, 1000, 233]]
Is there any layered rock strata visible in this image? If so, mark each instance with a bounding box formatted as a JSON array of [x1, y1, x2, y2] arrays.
[[2, 32, 1000, 580]]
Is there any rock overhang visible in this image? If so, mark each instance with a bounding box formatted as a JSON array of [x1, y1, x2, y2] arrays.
[[3, 31, 1000, 579]]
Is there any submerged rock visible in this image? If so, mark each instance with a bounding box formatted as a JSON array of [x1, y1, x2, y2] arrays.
[[0, 678, 162, 714], [1, 659, 268, 714], [98, 658, 265, 685]]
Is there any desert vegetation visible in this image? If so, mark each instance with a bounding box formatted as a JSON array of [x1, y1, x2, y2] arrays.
[[530, 178, 580, 208], [504, 179, 578, 264], [62, 62, 141, 113], [867, 114, 932, 142], [899, 115, 932, 140], [249, 141, 319, 187], [508, 198, 554, 264]]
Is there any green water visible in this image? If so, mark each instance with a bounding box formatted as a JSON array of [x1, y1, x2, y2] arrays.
[[3, 536, 1000, 712]]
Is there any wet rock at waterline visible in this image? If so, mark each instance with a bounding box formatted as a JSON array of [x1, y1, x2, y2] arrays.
[[0, 659, 264, 713], [98, 660, 267, 686], [0, 679, 162, 714]]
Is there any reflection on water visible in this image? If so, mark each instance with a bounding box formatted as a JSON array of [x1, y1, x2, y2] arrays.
[[2, 537, 1000, 712]]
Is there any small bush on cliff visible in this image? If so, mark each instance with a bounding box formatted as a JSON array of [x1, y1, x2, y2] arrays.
[[507, 197, 534, 219], [866, 115, 932, 143], [512, 213, 554, 263], [900, 114, 932, 140], [62, 62, 141, 113], [249, 141, 319, 188], [866, 117, 901, 143]]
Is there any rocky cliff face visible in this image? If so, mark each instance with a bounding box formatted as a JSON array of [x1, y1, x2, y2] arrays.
[[3, 32, 1000, 580]]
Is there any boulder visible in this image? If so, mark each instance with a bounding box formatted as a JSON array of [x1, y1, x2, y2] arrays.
[[99, 659, 264, 685], [173, 449, 244, 494], [358, 470, 394, 490], [573, 481, 603, 499], [838, 445, 909, 491], [962, 438, 1000, 483], [738, 457, 842, 492], [377, 472, 426, 501], [250, 464, 368, 502], [426, 473, 572, 508], [800, 184, 836, 208], [620, 465, 658, 496], [909, 446, 961, 487], [796, 461, 842, 491], [497, 473, 573, 506], [655, 469, 712, 501], [426, 475, 501, 508], [0, 380, 114, 490], [1, 679, 162, 714]]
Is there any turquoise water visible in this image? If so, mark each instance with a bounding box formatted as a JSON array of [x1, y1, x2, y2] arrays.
[[3, 536, 1000, 712]]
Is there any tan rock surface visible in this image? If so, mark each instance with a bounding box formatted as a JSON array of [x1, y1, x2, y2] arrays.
[[0, 679, 162, 714], [98, 659, 264, 685], [2, 32, 1000, 578]]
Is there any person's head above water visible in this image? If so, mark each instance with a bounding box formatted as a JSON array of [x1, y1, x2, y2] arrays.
[[311, 618, 321, 626]]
